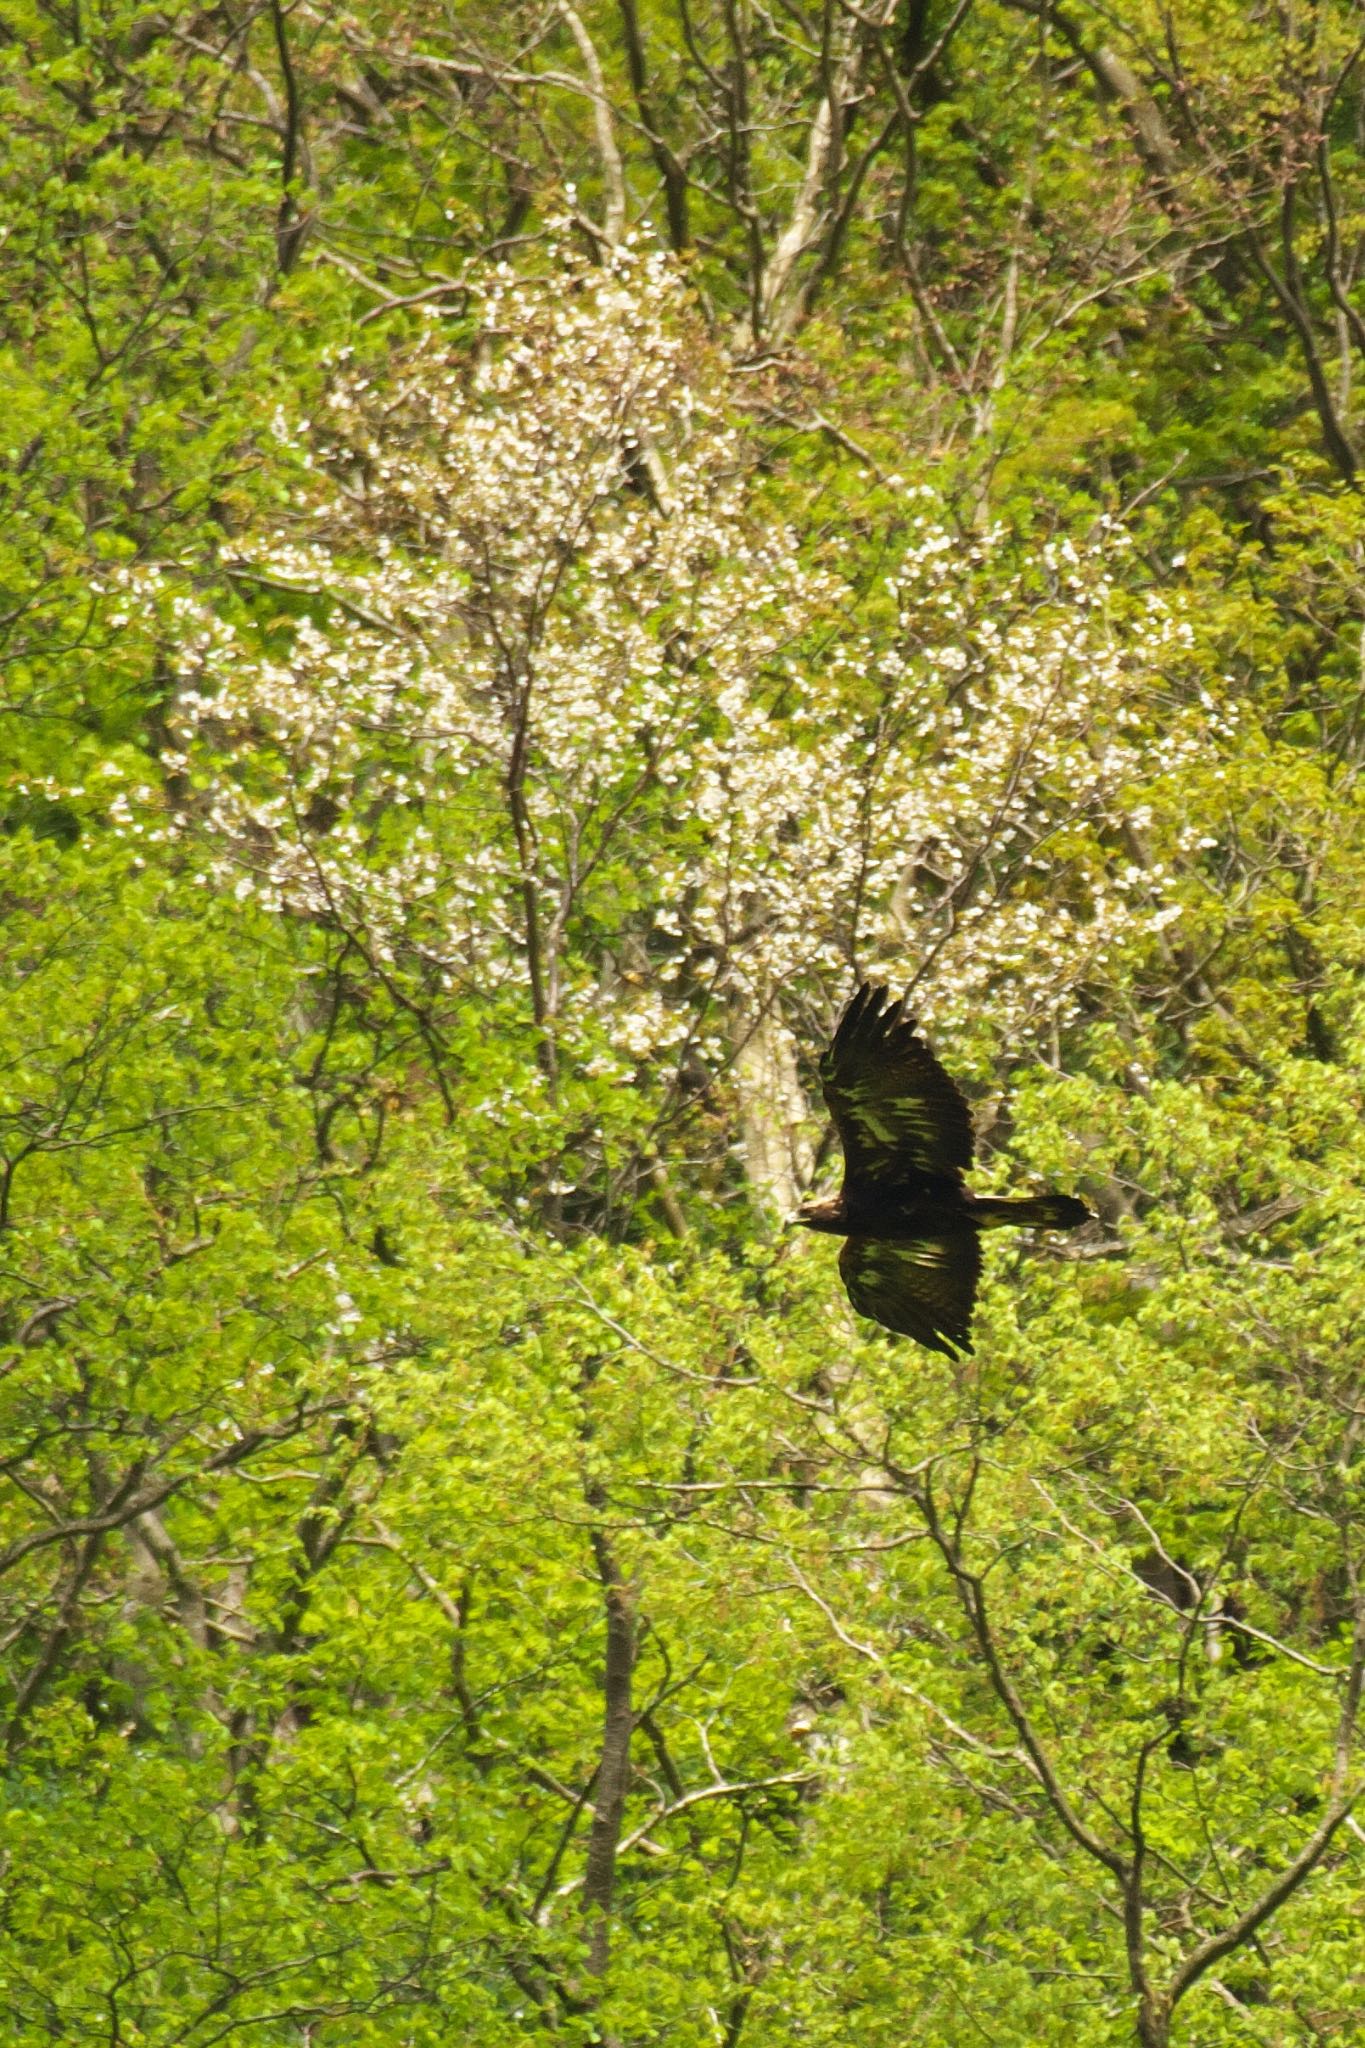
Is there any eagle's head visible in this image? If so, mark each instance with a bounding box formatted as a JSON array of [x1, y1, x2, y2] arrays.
[[792, 1195, 844, 1234]]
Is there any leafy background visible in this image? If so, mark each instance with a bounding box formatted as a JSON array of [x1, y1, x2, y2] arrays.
[[4, 1, 1365, 2041]]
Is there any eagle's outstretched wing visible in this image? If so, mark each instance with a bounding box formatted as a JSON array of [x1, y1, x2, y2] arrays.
[[839, 1234, 980, 1357], [820, 983, 974, 1190]]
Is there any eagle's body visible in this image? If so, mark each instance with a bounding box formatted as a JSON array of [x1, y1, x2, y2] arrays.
[[797, 983, 1090, 1356]]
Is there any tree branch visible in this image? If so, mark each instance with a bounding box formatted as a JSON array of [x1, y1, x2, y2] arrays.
[[557, 0, 627, 250], [919, 1469, 1129, 1879], [582, 1529, 637, 1976]]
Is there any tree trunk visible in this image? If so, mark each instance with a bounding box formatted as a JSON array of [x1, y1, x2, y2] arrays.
[[583, 1530, 637, 1979], [733, 1005, 813, 1218]]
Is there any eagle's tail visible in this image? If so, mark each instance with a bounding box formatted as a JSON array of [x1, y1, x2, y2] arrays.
[[974, 1193, 1091, 1232]]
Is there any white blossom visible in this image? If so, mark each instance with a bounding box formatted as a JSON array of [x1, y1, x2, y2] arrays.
[[98, 235, 1227, 1125]]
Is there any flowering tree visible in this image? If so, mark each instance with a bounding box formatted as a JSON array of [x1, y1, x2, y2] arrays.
[[140, 238, 1224, 1227]]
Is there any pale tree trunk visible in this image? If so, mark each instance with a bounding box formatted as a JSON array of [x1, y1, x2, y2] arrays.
[[753, 3, 899, 347], [733, 1005, 814, 1218]]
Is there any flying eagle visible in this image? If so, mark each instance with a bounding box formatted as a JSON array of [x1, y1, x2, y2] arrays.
[[796, 983, 1090, 1356]]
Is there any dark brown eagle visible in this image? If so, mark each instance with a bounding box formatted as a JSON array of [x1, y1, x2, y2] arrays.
[[796, 983, 1090, 1356]]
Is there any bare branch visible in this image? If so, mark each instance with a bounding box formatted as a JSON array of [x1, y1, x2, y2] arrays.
[[269, 0, 309, 273], [919, 1469, 1129, 1880], [557, 0, 627, 249]]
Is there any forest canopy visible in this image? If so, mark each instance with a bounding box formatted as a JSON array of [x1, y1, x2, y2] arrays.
[[4, 1, 1365, 2042]]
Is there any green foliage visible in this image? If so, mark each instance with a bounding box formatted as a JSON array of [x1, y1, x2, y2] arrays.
[[6, 2, 1365, 2043]]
